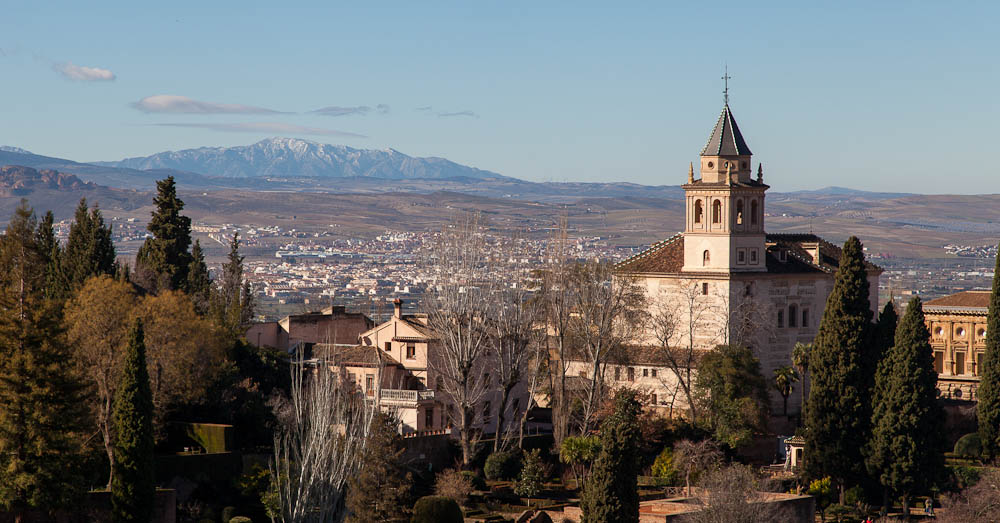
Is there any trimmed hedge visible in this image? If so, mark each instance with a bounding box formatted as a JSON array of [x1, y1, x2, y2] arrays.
[[411, 496, 463, 523], [462, 470, 487, 490], [484, 451, 522, 481], [954, 432, 983, 459]]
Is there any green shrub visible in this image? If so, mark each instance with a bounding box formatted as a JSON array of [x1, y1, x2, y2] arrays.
[[434, 468, 473, 504], [229, 518, 252, 523], [484, 450, 522, 481], [514, 449, 544, 498], [461, 470, 487, 490], [954, 432, 983, 458], [951, 465, 981, 489], [411, 496, 463, 523], [650, 447, 678, 485], [222, 506, 236, 523]]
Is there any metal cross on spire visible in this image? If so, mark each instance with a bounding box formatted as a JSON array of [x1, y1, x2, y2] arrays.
[[722, 65, 731, 106]]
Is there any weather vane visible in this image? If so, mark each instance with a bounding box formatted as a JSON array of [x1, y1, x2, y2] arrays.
[[722, 64, 731, 106]]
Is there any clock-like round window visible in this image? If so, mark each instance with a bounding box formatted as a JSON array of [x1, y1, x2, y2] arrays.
[[935, 327, 943, 336], [707, 161, 714, 169], [957, 327, 966, 337]]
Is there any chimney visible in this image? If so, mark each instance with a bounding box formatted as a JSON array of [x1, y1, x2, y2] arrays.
[[393, 298, 403, 319]]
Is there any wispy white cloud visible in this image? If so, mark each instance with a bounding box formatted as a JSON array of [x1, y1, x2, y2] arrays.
[[438, 110, 479, 118], [312, 104, 391, 116], [53, 62, 115, 81], [132, 95, 283, 114], [152, 122, 367, 138], [415, 106, 433, 112]]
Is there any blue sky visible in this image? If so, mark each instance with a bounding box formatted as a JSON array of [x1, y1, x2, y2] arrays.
[[1, 1, 998, 193]]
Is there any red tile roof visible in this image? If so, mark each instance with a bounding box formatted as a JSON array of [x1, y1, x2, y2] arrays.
[[925, 290, 991, 310]]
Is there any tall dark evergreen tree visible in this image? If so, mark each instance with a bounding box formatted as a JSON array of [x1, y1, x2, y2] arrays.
[[580, 390, 641, 523], [867, 297, 945, 519], [214, 232, 254, 338], [805, 236, 873, 497], [345, 412, 412, 522], [112, 319, 156, 523], [35, 210, 65, 299], [978, 245, 1000, 459], [0, 201, 87, 517], [62, 198, 116, 294], [186, 240, 212, 314], [135, 177, 192, 292], [870, 301, 898, 398]]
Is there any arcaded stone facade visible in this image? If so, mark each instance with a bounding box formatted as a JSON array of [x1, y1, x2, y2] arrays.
[[924, 290, 989, 400]]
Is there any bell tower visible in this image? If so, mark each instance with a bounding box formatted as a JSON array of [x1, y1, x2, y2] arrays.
[[681, 103, 768, 273]]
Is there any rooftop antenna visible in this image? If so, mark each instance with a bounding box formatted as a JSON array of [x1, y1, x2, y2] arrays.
[[722, 64, 732, 106]]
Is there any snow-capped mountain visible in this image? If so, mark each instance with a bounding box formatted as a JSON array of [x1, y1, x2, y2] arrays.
[[96, 137, 506, 180], [0, 146, 33, 154]]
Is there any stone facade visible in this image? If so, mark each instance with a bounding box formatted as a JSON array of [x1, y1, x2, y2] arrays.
[[924, 290, 989, 400], [617, 103, 881, 417]]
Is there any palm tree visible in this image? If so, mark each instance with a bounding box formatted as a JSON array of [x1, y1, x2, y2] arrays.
[[773, 366, 799, 416], [792, 342, 812, 424]]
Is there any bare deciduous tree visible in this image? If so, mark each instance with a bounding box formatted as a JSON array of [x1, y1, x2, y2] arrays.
[[567, 261, 647, 435], [424, 213, 496, 465], [673, 439, 722, 497], [271, 351, 379, 523], [681, 464, 784, 523], [539, 217, 575, 447]]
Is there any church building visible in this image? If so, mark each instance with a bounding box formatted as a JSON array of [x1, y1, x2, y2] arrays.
[[616, 101, 882, 416]]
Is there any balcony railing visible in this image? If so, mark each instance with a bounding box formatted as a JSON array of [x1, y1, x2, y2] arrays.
[[377, 389, 436, 403]]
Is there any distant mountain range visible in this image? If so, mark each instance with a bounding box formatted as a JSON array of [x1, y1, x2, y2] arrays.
[[95, 138, 507, 180], [0, 165, 96, 196]]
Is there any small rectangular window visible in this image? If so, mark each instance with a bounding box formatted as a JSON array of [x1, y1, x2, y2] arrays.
[[425, 408, 434, 429], [651, 369, 658, 378], [750, 249, 758, 264], [627, 368, 635, 382], [933, 352, 944, 374], [650, 394, 657, 405], [789, 305, 798, 328], [702, 282, 709, 295], [956, 352, 966, 375], [615, 367, 621, 381], [802, 309, 809, 327], [406, 343, 416, 359], [643, 368, 649, 377], [383, 341, 391, 352], [777, 310, 784, 328], [737, 249, 746, 264]]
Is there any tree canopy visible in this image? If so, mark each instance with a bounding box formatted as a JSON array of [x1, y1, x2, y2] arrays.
[[695, 344, 769, 449], [978, 242, 1000, 459]]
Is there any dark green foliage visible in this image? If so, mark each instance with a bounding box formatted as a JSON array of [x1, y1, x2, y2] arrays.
[[484, 450, 522, 481], [805, 236, 873, 487], [867, 297, 945, 505], [112, 319, 156, 523], [869, 301, 898, 395], [411, 495, 463, 523], [229, 518, 252, 523], [135, 176, 192, 292], [978, 242, 1000, 459], [213, 233, 254, 338], [461, 471, 487, 491], [694, 344, 769, 448], [0, 201, 87, 514], [514, 448, 545, 498], [346, 412, 412, 522], [221, 506, 236, 523], [580, 390, 641, 523], [62, 198, 117, 296], [36, 210, 65, 299], [954, 433, 983, 459], [186, 240, 212, 314]]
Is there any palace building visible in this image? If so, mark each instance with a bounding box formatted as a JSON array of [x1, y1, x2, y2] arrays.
[[923, 290, 989, 400], [616, 101, 882, 416]]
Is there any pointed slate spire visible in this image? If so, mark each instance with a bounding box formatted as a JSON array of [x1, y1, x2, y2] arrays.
[[701, 104, 753, 156]]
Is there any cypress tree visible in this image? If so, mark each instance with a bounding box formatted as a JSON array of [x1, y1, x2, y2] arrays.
[[61, 198, 116, 295], [186, 240, 212, 314], [135, 176, 192, 292], [112, 319, 156, 523], [869, 301, 898, 398], [36, 210, 66, 299], [214, 233, 254, 338], [805, 236, 873, 496], [0, 201, 87, 516], [580, 390, 641, 523], [867, 297, 945, 518], [978, 245, 1000, 459]]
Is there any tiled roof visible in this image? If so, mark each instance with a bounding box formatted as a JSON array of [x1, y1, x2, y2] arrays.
[[314, 343, 401, 367], [701, 104, 752, 156], [925, 290, 991, 310], [615, 233, 685, 273], [615, 232, 882, 276]]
